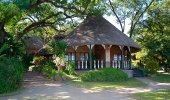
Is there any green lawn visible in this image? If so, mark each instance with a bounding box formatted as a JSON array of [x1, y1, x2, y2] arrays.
[[66, 78, 146, 90], [131, 90, 170, 100], [151, 73, 170, 83]]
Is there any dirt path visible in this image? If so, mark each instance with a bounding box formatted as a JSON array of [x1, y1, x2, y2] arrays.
[[0, 72, 170, 100], [0, 72, 133, 100]]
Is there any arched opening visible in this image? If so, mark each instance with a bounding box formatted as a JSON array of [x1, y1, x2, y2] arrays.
[[92, 45, 105, 69], [66, 46, 74, 61], [123, 46, 131, 69], [76, 45, 90, 61], [110, 45, 121, 68], [76, 45, 90, 69]]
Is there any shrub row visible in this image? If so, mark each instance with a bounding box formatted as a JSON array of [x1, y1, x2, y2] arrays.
[[80, 68, 128, 82]]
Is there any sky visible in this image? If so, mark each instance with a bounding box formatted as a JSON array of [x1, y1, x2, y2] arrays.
[[104, 15, 131, 36]]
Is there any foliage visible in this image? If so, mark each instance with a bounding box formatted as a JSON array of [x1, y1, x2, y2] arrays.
[[80, 68, 128, 82], [32, 56, 46, 65], [132, 90, 170, 100], [135, 0, 170, 71], [0, 57, 24, 94], [0, 42, 10, 58], [42, 61, 68, 80], [42, 62, 57, 79], [50, 41, 67, 57], [0, 2, 20, 23], [1, 36, 25, 57], [0, 0, 106, 42], [67, 61, 76, 75], [21, 54, 34, 71], [144, 59, 159, 74]]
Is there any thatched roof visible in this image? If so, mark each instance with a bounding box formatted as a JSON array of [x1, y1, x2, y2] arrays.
[[64, 16, 140, 52], [24, 36, 44, 51]]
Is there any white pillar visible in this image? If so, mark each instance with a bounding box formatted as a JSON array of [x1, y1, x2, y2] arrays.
[[101, 60, 103, 68], [81, 60, 84, 69], [98, 60, 100, 69], [94, 60, 96, 69], [112, 60, 114, 68], [85, 60, 87, 69]]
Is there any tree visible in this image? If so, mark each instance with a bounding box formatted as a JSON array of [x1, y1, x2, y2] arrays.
[[107, 0, 154, 38], [135, 0, 170, 69], [0, 0, 105, 45], [0, 2, 20, 45]]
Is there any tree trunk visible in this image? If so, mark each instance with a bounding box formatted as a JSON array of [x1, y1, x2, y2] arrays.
[[0, 23, 8, 45]]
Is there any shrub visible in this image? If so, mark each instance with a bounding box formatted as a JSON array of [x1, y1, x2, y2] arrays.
[[0, 57, 24, 94], [68, 61, 76, 75], [42, 62, 57, 79], [33, 56, 46, 65], [144, 59, 159, 74], [80, 68, 128, 82]]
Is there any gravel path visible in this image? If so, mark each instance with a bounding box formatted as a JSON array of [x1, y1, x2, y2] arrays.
[[0, 72, 170, 100], [0, 81, 133, 100]]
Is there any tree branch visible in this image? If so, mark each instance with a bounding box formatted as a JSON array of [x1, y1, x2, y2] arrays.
[[129, 0, 154, 38], [109, 0, 124, 33]]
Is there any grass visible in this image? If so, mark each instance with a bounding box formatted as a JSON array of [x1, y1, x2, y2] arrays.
[[150, 73, 170, 83], [66, 78, 146, 90], [131, 89, 170, 100]]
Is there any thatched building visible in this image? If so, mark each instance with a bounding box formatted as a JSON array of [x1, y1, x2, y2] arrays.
[[64, 16, 140, 70]]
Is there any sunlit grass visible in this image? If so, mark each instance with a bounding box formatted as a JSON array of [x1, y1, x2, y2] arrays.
[[66, 78, 146, 90], [131, 90, 170, 100], [151, 73, 170, 83]]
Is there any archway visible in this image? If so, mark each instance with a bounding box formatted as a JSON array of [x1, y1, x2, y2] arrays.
[[110, 45, 121, 68], [76, 45, 90, 69], [123, 46, 131, 69], [92, 45, 105, 69]]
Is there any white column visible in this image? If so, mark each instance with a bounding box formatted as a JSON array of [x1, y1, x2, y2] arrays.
[[94, 60, 96, 69], [98, 60, 100, 68], [81, 60, 84, 69], [101, 60, 103, 68], [85, 60, 87, 69], [112, 60, 114, 68]]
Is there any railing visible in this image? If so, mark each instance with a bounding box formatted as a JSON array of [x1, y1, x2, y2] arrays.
[[67, 59, 130, 70], [93, 60, 104, 69], [112, 60, 130, 69], [112, 60, 121, 68], [77, 60, 89, 69], [73, 59, 104, 70]]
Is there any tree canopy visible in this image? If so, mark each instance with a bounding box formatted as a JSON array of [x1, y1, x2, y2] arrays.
[[135, 0, 170, 67], [0, 0, 105, 45]]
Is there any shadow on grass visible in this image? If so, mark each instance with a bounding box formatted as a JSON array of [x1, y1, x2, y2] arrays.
[[66, 78, 146, 90], [150, 73, 170, 83], [131, 89, 170, 100]]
